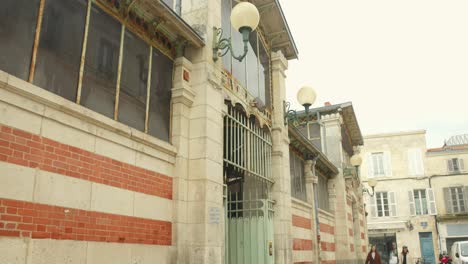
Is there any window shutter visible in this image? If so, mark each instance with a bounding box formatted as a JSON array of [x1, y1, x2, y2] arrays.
[[407, 149, 424, 176], [443, 188, 453, 214], [384, 151, 392, 176], [426, 188, 437, 215], [367, 153, 375, 178], [389, 191, 397, 217], [459, 158, 465, 171], [408, 190, 415, 216], [368, 195, 377, 217], [447, 159, 454, 172], [464, 187, 468, 213]]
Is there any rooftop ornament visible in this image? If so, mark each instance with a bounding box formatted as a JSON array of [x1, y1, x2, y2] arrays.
[[284, 86, 317, 125], [213, 2, 260, 62]]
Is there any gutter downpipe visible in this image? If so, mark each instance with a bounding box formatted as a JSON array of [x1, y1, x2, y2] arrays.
[[312, 156, 321, 264], [429, 175, 443, 254]]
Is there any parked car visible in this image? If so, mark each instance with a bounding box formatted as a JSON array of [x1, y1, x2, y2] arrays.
[[451, 241, 468, 264]]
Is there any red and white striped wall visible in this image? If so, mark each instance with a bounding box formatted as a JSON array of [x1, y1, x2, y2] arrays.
[[0, 123, 175, 263], [292, 200, 316, 264]]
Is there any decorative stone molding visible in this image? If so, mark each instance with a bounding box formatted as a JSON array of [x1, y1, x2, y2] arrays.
[[271, 50, 288, 78], [172, 57, 195, 107]]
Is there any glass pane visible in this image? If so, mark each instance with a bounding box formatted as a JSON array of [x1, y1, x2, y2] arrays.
[[259, 38, 270, 107], [246, 33, 259, 99], [118, 29, 148, 131], [148, 48, 172, 142], [0, 0, 40, 80], [34, 0, 87, 101], [81, 5, 121, 119], [220, 0, 231, 73]]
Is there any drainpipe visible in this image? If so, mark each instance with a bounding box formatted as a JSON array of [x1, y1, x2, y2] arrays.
[[428, 176, 442, 254], [311, 156, 321, 264]]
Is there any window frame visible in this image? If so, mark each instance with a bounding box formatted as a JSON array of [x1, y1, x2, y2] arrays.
[[449, 187, 466, 213], [1, 0, 175, 143], [289, 150, 307, 202]]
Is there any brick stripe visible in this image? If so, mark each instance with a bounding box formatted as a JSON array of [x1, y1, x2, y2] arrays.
[[294, 262, 314, 264], [347, 213, 352, 221], [321, 261, 336, 264], [319, 223, 335, 235], [293, 238, 313, 251], [0, 198, 171, 245], [292, 215, 312, 230], [320, 241, 336, 252], [348, 228, 353, 236], [361, 232, 365, 239], [350, 244, 355, 252], [0, 125, 172, 199], [362, 245, 367, 253]]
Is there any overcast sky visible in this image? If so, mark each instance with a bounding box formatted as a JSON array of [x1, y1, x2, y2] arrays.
[[279, 0, 468, 148]]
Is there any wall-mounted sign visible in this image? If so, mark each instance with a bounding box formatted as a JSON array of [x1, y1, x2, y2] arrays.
[[209, 207, 221, 224]]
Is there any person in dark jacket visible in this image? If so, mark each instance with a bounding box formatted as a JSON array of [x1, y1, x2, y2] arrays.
[[365, 245, 382, 264]]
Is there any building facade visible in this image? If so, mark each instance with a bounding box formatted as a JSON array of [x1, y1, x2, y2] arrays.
[[0, 0, 368, 264], [360, 131, 439, 264], [292, 102, 369, 264], [426, 135, 468, 255]]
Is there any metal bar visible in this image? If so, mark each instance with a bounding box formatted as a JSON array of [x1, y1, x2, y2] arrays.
[[114, 24, 125, 120], [28, 0, 46, 82], [144, 46, 153, 133], [76, 0, 92, 104]]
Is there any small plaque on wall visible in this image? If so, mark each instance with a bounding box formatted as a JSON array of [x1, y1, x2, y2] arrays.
[[209, 207, 221, 224]]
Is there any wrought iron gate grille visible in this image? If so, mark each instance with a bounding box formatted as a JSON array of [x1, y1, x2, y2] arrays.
[[223, 104, 274, 264]]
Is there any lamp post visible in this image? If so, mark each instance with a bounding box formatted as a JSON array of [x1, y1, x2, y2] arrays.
[[213, 2, 260, 62], [284, 86, 317, 125], [350, 153, 378, 197]]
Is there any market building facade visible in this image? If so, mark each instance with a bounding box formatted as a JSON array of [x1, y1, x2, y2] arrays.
[[0, 0, 368, 263]]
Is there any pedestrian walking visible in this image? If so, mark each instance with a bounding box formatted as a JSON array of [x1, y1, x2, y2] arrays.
[[365, 245, 382, 264], [389, 242, 399, 264], [399, 246, 413, 264]]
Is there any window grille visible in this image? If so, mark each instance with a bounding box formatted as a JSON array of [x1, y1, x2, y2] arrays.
[[289, 151, 306, 201]]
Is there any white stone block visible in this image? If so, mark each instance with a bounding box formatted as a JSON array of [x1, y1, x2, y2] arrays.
[[0, 100, 43, 135], [0, 162, 35, 202], [94, 137, 136, 165], [90, 183, 134, 217], [133, 192, 172, 222], [130, 244, 175, 264], [86, 242, 131, 264], [0, 237, 27, 264], [33, 170, 91, 210], [41, 118, 95, 153], [43, 106, 97, 135], [135, 152, 173, 177], [29, 239, 87, 264]]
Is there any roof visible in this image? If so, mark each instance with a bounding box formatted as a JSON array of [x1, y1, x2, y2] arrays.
[[135, 0, 205, 48], [253, 0, 298, 60], [288, 126, 339, 176], [364, 130, 426, 139], [446, 134, 468, 146], [427, 144, 468, 153], [296, 102, 364, 146]]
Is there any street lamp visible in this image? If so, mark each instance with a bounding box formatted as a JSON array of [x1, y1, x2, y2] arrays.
[[284, 86, 317, 125], [213, 2, 260, 62], [363, 179, 378, 197]]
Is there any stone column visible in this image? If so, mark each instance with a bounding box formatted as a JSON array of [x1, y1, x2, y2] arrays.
[[171, 57, 195, 263], [321, 113, 353, 264], [270, 50, 293, 264]]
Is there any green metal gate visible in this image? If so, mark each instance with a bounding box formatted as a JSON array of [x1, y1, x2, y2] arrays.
[[223, 104, 274, 264]]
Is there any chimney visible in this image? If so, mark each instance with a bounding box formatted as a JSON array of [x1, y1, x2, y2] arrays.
[[324, 102, 331, 106]]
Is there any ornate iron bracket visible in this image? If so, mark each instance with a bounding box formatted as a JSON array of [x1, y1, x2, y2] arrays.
[[213, 27, 250, 62]]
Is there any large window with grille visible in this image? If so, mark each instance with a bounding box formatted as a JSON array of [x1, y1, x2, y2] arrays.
[[221, 0, 271, 106], [289, 151, 306, 201], [0, 0, 173, 142], [317, 172, 330, 211]]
